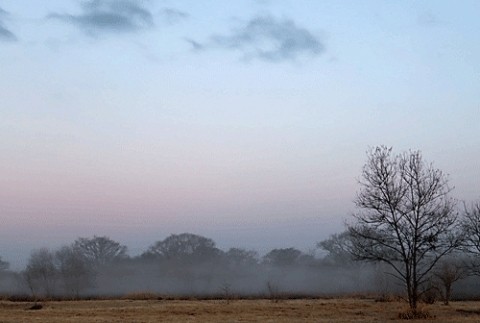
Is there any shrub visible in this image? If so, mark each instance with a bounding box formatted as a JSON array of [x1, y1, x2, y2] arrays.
[[398, 307, 434, 320], [121, 292, 160, 300]]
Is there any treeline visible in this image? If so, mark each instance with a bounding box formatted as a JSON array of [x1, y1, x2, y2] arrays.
[[0, 229, 479, 301], [0, 233, 379, 298]]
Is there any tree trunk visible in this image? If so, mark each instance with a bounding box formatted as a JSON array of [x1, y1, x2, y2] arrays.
[[409, 279, 418, 311], [444, 283, 451, 305]]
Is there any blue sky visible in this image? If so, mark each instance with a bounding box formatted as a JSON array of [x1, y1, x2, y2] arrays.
[[0, 0, 479, 268]]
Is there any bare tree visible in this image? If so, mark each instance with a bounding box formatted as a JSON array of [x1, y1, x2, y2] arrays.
[[347, 146, 460, 311], [55, 246, 94, 298], [318, 231, 354, 265], [0, 256, 9, 272], [266, 281, 282, 303], [0, 256, 9, 288], [433, 256, 466, 305], [24, 248, 57, 298], [461, 202, 480, 275], [73, 236, 128, 267], [219, 281, 233, 303]]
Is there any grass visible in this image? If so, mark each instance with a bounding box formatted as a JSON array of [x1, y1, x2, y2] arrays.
[[1, 298, 480, 322]]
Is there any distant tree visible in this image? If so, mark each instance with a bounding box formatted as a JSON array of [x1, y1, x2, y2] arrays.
[[347, 146, 460, 312], [460, 201, 480, 275], [0, 256, 9, 285], [318, 231, 354, 265], [225, 248, 259, 267], [145, 233, 222, 263], [55, 245, 94, 298], [433, 256, 466, 305], [24, 248, 57, 297], [0, 256, 9, 272], [263, 248, 303, 267], [73, 236, 127, 267], [144, 233, 222, 292]]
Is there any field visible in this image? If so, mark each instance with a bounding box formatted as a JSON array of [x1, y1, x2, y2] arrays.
[[1, 298, 480, 322]]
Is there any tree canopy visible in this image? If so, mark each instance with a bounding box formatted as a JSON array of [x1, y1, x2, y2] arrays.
[[145, 233, 221, 263], [73, 236, 127, 266]]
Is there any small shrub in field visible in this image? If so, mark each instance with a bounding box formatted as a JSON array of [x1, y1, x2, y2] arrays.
[[421, 287, 439, 305], [374, 294, 396, 303], [28, 303, 43, 310], [456, 309, 480, 315], [219, 283, 234, 304], [8, 294, 37, 302], [121, 292, 159, 300], [266, 281, 283, 303], [422, 293, 436, 305], [398, 307, 434, 320]]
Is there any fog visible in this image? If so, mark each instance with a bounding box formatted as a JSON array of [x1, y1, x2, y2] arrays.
[[1, 233, 479, 301]]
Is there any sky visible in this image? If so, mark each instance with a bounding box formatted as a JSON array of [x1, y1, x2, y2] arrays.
[[0, 0, 479, 268]]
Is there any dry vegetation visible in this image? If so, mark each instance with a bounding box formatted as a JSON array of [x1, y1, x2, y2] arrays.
[[1, 298, 480, 322]]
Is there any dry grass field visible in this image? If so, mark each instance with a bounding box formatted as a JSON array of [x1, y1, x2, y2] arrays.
[[1, 298, 480, 322]]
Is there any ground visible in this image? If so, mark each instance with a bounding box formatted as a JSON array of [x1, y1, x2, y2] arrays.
[[1, 298, 480, 322]]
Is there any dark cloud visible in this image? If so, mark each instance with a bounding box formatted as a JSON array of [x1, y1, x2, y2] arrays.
[[184, 38, 204, 51], [159, 8, 188, 25], [0, 24, 16, 41], [0, 7, 17, 42], [417, 12, 443, 27], [193, 15, 324, 62], [48, 0, 154, 35]]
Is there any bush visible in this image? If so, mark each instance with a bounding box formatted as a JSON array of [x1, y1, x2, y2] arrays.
[[374, 294, 397, 302], [398, 308, 434, 320], [121, 292, 160, 300]]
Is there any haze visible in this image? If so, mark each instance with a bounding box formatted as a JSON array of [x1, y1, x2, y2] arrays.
[[0, 0, 479, 268]]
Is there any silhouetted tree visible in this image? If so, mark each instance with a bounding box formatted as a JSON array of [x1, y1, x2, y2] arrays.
[[461, 201, 480, 275], [347, 146, 460, 311], [318, 231, 354, 265], [225, 248, 259, 267], [0, 256, 8, 272], [145, 233, 221, 263], [263, 248, 303, 267], [144, 233, 222, 292], [73, 236, 127, 267], [0, 256, 9, 286], [55, 246, 94, 298], [433, 256, 466, 305], [24, 248, 57, 297]]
